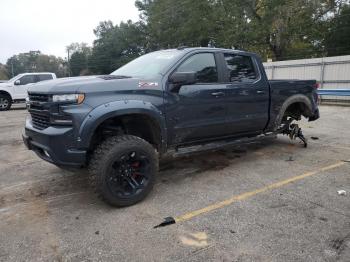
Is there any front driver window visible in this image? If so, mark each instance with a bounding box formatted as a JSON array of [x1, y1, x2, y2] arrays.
[[176, 53, 218, 83], [19, 75, 36, 85]]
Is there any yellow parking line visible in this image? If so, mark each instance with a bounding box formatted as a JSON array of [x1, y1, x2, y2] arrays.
[[175, 160, 349, 223]]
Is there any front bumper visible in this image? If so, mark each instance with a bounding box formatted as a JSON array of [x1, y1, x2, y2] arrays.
[[22, 117, 87, 167]]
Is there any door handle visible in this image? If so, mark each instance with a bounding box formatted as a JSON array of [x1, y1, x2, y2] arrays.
[[256, 90, 266, 94], [211, 92, 225, 97]]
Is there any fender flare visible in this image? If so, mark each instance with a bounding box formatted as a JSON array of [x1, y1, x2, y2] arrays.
[[77, 100, 167, 150], [274, 94, 313, 129]]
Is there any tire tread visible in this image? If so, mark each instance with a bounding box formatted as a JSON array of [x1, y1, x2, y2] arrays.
[[88, 135, 158, 206]]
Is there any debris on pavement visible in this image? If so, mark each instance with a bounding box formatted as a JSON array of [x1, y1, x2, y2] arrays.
[[286, 156, 294, 162], [337, 190, 347, 196], [154, 217, 176, 228], [34, 191, 48, 197], [318, 217, 328, 222], [311, 137, 319, 140], [282, 123, 308, 147]]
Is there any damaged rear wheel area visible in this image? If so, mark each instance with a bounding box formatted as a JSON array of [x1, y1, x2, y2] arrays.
[[281, 120, 308, 147], [277, 102, 312, 148]]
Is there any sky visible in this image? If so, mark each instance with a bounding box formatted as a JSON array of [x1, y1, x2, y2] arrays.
[[0, 0, 140, 63]]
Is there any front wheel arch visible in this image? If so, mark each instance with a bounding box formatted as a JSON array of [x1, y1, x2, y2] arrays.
[[77, 101, 167, 153], [0, 91, 13, 111]]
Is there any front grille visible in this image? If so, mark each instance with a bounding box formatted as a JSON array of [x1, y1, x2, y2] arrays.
[[31, 112, 50, 130], [28, 93, 50, 103], [28, 93, 51, 130]]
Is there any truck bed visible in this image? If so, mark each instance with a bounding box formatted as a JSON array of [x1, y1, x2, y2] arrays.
[[268, 79, 316, 88]]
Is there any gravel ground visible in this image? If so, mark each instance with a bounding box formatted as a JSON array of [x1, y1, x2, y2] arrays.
[[0, 104, 349, 262]]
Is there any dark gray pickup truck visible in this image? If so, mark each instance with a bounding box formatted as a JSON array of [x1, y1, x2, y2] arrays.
[[23, 47, 319, 206]]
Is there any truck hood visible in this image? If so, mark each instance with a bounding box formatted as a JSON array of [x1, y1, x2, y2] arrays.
[[27, 75, 148, 94], [0, 82, 12, 87]]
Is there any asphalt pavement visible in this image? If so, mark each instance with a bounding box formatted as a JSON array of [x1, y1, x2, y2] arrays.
[[0, 105, 349, 261]]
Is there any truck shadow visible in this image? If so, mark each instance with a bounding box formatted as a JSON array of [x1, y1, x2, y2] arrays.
[[0, 137, 299, 210], [158, 137, 297, 184]]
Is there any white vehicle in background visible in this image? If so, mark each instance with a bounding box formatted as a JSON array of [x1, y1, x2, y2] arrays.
[[0, 72, 56, 110]]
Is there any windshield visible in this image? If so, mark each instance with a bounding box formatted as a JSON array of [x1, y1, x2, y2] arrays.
[[8, 74, 23, 82], [111, 50, 184, 78]]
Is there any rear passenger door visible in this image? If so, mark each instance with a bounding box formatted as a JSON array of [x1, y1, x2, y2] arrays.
[[223, 53, 269, 134], [36, 74, 53, 82]]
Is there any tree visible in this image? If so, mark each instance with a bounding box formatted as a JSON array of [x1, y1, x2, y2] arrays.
[[89, 20, 146, 74], [235, 0, 343, 60], [136, 0, 218, 49], [35, 55, 66, 77], [66, 43, 92, 76], [135, 0, 349, 61], [6, 51, 40, 77], [5, 51, 67, 77], [324, 5, 350, 56], [70, 52, 89, 76], [0, 63, 9, 80], [61, 0, 350, 75]]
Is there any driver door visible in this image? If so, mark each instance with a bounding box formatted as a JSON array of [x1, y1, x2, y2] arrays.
[[165, 52, 231, 146]]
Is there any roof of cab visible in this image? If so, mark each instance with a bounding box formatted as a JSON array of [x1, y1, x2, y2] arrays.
[[173, 46, 257, 57], [20, 72, 56, 75]]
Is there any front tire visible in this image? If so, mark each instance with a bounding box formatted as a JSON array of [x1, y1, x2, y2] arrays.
[[89, 135, 158, 207], [0, 94, 12, 111]]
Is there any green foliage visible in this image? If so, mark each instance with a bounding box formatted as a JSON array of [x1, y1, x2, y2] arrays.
[[325, 5, 350, 56], [6, 51, 67, 77], [35, 55, 66, 77], [70, 52, 88, 76], [66, 43, 92, 76], [3, 0, 350, 76], [79, 0, 350, 73], [0, 64, 9, 80], [89, 20, 147, 74], [135, 0, 349, 61], [136, 0, 217, 48]]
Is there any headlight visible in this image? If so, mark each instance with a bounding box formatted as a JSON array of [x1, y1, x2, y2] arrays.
[[25, 97, 30, 109], [52, 94, 85, 104]]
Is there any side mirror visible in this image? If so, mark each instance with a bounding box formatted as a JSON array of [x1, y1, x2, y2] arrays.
[[169, 72, 197, 89], [14, 80, 21, 85]]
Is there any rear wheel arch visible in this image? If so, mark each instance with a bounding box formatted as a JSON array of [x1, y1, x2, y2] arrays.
[[275, 94, 313, 128]]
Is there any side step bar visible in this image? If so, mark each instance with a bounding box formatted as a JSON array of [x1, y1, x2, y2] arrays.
[[169, 132, 277, 157]]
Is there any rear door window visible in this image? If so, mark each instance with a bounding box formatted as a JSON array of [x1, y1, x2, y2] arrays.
[[37, 74, 53, 82], [224, 54, 258, 82]]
